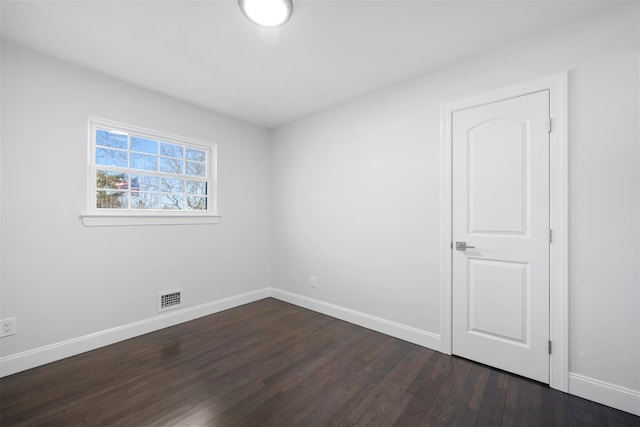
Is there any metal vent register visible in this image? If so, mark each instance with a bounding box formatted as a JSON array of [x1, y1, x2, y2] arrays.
[[158, 290, 183, 312]]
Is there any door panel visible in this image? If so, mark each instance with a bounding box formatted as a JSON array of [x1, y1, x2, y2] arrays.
[[468, 258, 528, 344], [452, 90, 550, 383], [469, 119, 528, 234]]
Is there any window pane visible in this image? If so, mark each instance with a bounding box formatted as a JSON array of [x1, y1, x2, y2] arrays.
[[131, 174, 159, 192], [96, 190, 128, 209], [96, 170, 128, 189], [161, 177, 185, 193], [161, 194, 185, 210], [186, 161, 206, 177], [131, 136, 158, 154], [186, 180, 207, 195], [96, 147, 127, 167], [91, 120, 214, 214], [131, 193, 159, 209], [187, 196, 207, 211], [186, 148, 206, 162], [160, 158, 184, 175], [160, 142, 184, 158], [96, 129, 127, 149], [131, 153, 157, 171]]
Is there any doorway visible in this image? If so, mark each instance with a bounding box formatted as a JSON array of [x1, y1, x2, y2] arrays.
[[440, 73, 569, 391]]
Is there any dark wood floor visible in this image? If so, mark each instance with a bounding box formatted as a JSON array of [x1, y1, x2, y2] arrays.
[[1, 299, 638, 426]]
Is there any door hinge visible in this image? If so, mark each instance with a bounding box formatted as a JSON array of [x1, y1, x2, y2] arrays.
[[547, 118, 552, 133], [548, 340, 552, 354], [549, 229, 553, 244], [451, 241, 453, 250]]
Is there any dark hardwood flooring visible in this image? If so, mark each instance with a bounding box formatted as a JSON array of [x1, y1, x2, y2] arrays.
[[1, 298, 638, 426]]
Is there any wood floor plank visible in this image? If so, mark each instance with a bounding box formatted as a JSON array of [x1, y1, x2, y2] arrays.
[[475, 370, 506, 426], [437, 362, 483, 426], [1, 298, 639, 426], [337, 345, 419, 426], [500, 375, 520, 426], [429, 356, 474, 424]]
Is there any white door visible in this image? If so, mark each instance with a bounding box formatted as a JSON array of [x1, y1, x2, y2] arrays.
[[452, 90, 550, 383]]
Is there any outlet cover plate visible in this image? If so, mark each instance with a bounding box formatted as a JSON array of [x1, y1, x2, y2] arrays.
[[1, 318, 16, 337]]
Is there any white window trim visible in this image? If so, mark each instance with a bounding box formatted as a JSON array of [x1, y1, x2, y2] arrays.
[[81, 117, 220, 227], [80, 213, 220, 227]]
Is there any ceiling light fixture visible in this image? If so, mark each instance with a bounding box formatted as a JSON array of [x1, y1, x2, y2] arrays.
[[238, 0, 293, 28]]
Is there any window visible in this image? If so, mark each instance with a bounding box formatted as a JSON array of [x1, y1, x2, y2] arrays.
[[82, 118, 219, 226]]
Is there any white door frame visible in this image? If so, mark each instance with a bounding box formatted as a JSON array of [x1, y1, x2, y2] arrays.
[[440, 72, 569, 392]]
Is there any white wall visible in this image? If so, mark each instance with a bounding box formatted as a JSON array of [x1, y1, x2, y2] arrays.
[[271, 2, 640, 408], [0, 44, 271, 360], [1, 2, 638, 415]]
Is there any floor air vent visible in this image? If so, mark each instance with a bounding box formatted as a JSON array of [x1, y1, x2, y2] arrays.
[[158, 289, 183, 312]]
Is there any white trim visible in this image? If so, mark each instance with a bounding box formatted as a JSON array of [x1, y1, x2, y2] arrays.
[[3, 284, 637, 417], [85, 116, 219, 221], [569, 373, 640, 416], [548, 72, 570, 393], [80, 213, 221, 227], [0, 287, 442, 378], [271, 288, 441, 350], [439, 103, 453, 356], [440, 72, 569, 392], [0, 288, 270, 378], [5, 284, 638, 417]]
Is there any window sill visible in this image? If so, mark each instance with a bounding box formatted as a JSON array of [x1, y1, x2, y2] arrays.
[[80, 213, 221, 227]]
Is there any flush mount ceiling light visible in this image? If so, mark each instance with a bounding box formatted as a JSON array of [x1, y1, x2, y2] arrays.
[[238, 0, 293, 28]]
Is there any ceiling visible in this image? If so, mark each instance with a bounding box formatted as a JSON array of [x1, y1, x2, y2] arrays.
[[1, 0, 622, 128]]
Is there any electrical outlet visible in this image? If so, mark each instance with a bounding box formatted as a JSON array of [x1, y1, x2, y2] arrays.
[[310, 276, 317, 288], [1, 318, 16, 337]]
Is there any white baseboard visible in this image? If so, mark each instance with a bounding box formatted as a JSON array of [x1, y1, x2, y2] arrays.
[[569, 372, 640, 416], [4, 287, 638, 418], [270, 288, 441, 351], [0, 288, 271, 378]]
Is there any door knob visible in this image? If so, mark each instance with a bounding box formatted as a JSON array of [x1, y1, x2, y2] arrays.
[[455, 241, 475, 251]]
